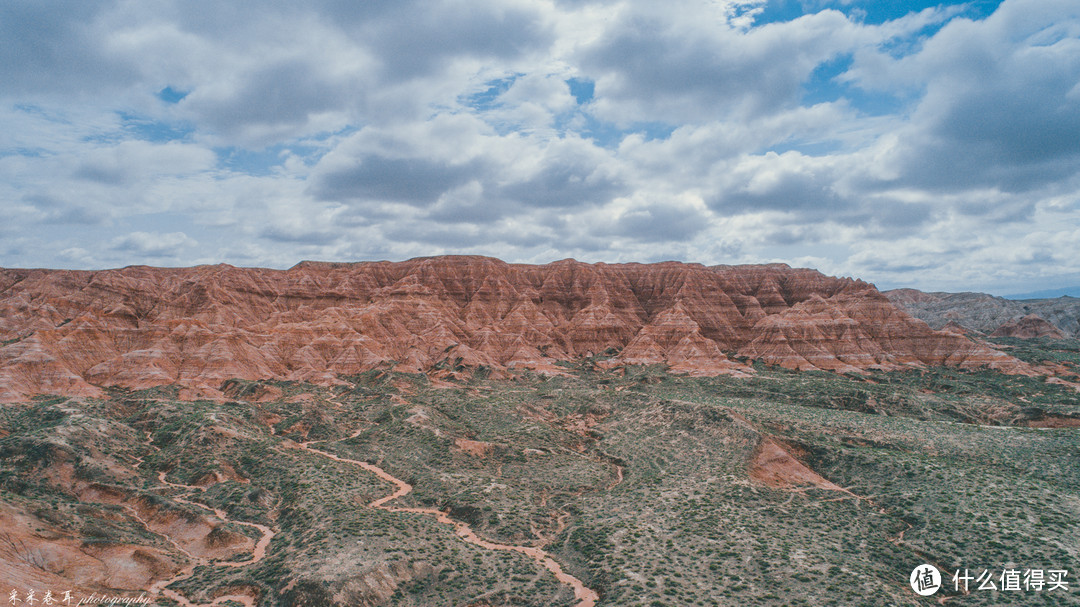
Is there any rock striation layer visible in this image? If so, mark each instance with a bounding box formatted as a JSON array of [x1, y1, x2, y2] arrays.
[[0, 257, 1027, 401]]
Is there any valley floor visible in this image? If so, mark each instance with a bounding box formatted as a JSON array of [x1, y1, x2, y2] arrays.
[[2, 338, 1080, 606]]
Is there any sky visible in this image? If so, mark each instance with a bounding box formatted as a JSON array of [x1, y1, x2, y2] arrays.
[[2, 0, 1079, 295]]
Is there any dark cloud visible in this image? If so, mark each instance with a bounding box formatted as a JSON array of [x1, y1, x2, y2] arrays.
[[384, 222, 483, 248], [182, 59, 354, 140], [850, 1, 1080, 194], [311, 156, 485, 205], [869, 200, 933, 228], [159, 0, 394, 38], [862, 260, 939, 273], [22, 194, 110, 225], [497, 141, 625, 209], [885, 82, 1080, 194], [0, 0, 134, 97], [762, 226, 820, 246], [365, 1, 554, 79], [498, 161, 622, 209], [809, 200, 936, 241], [426, 187, 511, 224], [259, 225, 342, 245], [713, 160, 849, 215], [579, 8, 854, 123], [548, 0, 618, 6], [73, 162, 127, 186], [955, 199, 1036, 223], [2, 0, 552, 145], [937, 84, 1080, 167], [333, 203, 402, 225], [310, 123, 623, 214], [604, 201, 712, 242]]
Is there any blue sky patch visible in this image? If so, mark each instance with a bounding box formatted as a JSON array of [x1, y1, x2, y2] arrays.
[[801, 54, 907, 115], [755, 0, 1005, 26], [567, 78, 595, 105], [564, 113, 675, 148], [463, 75, 521, 112], [120, 112, 195, 144], [752, 0, 805, 26], [157, 86, 189, 104], [214, 143, 321, 176]]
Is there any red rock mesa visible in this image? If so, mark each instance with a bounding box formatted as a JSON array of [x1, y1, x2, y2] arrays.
[[0, 256, 1025, 402]]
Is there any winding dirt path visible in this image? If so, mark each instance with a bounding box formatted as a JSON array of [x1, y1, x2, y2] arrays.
[[296, 439, 599, 607], [146, 471, 277, 607], [128, 423, 276, 607], [157, 472, 276, 566], [142, 392, 602, 606]]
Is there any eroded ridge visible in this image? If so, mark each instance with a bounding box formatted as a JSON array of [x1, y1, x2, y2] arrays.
[[0, 257, 1032, 403]]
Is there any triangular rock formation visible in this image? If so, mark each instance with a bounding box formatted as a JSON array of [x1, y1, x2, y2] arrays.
[[990, 314, 1066, 339]]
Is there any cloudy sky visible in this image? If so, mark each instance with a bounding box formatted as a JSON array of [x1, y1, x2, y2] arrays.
[[2, 0, 1079, 294]]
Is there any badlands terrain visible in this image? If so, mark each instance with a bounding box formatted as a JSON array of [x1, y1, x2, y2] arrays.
[[1, 257, 1079, 606], [885, 289, 1080, 339]]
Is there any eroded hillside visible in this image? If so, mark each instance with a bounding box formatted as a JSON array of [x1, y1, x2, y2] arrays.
[[1, 257, 1028, 402]]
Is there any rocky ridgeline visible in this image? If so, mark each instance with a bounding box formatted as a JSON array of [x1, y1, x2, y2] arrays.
[[0, 256, 1027, 402], [886, 288, 1080, 338]]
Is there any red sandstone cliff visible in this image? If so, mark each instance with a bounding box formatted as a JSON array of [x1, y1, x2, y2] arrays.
[[0, 257, 1028, 402]]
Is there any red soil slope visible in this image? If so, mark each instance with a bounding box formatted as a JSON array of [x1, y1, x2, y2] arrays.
[[0, 256, 1026, 401]]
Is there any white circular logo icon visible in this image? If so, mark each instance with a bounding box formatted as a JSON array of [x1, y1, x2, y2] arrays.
[[910, 564, 942, 596]]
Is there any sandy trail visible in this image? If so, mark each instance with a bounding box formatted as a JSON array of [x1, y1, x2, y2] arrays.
[[297, 439, 600, 607], [156, 472, 276, 567], [146, 471, 277, 607], [144, 394, 602, 606]]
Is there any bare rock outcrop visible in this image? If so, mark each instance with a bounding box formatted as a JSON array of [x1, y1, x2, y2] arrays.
[[939, 320, 985, 337], [885, 288, 1079, 338], [990, 314, 1066, 339], [0, 257, 1031, 401]]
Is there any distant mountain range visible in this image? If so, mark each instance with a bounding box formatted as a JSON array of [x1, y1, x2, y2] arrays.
[[1003, 286, 1080, 300], [886, 288, 1080, 338]]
